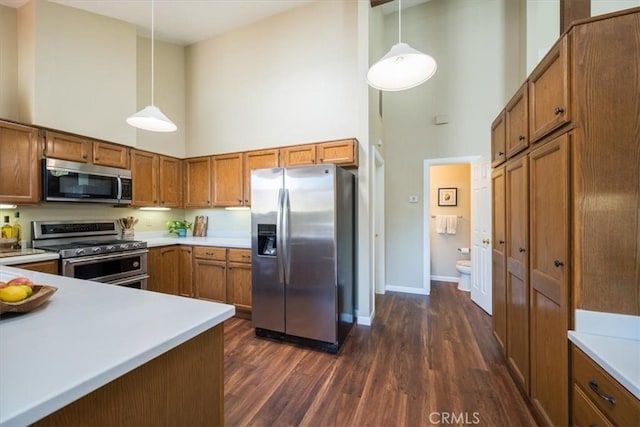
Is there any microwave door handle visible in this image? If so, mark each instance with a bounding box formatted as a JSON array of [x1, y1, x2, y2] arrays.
[[116, 177, 123, 200]]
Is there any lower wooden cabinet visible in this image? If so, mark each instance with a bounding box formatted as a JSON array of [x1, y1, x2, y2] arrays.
[[227, 248, 252, 319], [147, 246, 180, 295], [178, 246, 193, 297], [14, 259, 58, 274], [194, 246, 227, 303]]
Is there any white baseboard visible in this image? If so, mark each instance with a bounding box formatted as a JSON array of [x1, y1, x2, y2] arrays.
[[431, 275, 459, 283], [385, 285, 429, 295], [357, 310, 373, 326]]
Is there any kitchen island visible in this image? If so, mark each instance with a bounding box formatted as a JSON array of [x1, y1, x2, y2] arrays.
[[0, 265, 234, 426]]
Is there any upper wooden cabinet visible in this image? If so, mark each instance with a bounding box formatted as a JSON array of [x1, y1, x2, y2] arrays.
[[184, 156, 213, 208], [491, 111, 507, 167], [281, 144, 316, 166], [44, 130, 129, 168], [212, 153, 244, 207], [317, 139, 358, 167], [131, 150, 181, 208], [528, 36, 570, 143], [244, 149, 280, 206], [505, 83, 529, 158], [0, 121, 40, 204]]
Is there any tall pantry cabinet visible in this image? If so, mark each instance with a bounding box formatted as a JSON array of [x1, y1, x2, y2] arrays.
[[491, 8, 640, 427]]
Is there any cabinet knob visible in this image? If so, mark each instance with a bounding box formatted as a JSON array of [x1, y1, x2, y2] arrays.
[[498, 151, 504, 156], [554, 107, 565, 115], [238, 199, 242, 203], [244, 200, 249, 203], [518, 135, 525, 142], [153, 200, 157, 203], [554, 260, 564, 267], [519, 248, 526, 253], [82, 155, 88, 159], [499, 240, 505, 244], [95, 157, 99, 161]]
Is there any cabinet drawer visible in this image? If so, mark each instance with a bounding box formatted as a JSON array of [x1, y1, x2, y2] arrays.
[[228, 248, 251, 263], [573, 383, 613, 427], [572, 346, 640, 427], [193, 246, 226, 261]]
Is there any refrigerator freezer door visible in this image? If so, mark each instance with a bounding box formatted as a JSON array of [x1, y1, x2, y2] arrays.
[[251, 168, 285, 333], [284, 165, 337, 343]]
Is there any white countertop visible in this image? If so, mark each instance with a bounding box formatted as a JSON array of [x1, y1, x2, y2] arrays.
[[0, 266, 235, 427], [0, 251, 59, 266], [568, 309, 640, 400], [145, 235, 250, 249]]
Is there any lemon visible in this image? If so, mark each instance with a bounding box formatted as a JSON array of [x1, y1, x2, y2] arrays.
[[0, 285, 28, 302], [17, 285, 33, 298]]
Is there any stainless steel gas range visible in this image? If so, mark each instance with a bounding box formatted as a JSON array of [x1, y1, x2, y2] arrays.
[[32, 220, 149, 289]]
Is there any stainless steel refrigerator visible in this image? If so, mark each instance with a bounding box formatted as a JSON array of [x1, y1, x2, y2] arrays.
[[251, 164, 355, 353]]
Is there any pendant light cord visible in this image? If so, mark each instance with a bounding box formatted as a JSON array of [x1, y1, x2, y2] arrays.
[[398, 0, 402, 43], [151, 0, 155, 106]]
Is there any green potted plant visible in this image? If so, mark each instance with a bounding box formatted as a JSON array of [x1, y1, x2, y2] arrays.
[[166, 219, 192, 237]]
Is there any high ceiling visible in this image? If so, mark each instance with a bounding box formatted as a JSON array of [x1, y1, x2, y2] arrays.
[[0, 0, 430, 46]]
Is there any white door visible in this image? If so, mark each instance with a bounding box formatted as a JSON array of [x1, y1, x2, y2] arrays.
[[471, 158, 492, 314]]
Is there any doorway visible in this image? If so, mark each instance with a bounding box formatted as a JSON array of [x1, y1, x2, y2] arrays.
[[423, 157, 492, 313], [372, 146, 385, 297]]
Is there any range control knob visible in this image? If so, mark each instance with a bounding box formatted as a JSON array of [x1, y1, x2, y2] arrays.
[[75, 249, 85, 256], [106, 245, 116, 251], [120, 244, 130, 250], [92, 247, 101, 254], [132, 242, 142, 248]]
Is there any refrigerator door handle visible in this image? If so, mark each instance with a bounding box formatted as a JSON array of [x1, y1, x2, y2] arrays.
[[282, 189, 291, 282], [276, 188, 285, 286]]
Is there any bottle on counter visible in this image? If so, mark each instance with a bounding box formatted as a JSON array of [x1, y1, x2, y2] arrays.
[[1, 216, 13, 239], [13, 212, 22, 248]]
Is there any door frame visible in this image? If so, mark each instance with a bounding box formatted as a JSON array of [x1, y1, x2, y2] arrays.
[[423, 156, 481, 295], [372, 146, 385, 296]]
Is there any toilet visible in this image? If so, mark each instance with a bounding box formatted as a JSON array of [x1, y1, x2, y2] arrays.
[[456, 260, 471, 292]]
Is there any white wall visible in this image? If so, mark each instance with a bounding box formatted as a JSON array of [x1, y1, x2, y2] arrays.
[[592, 0, 640, 15], [0, 5, 18, 121], [383, 0, 522, 290], [17, 0, 137, 146], [135, 37, 186, 158], [185, 0, 361, 156], [429, 164, 471, 278], [526, 0, 559, 75]]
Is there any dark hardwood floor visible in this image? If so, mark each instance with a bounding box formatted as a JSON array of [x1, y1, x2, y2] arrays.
[[224, 281, 536, 426]]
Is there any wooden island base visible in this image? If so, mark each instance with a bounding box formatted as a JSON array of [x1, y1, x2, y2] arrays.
[[35, 325, 223, 426]]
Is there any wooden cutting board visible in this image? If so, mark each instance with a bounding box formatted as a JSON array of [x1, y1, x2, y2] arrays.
[[193, 216, 208, 237]]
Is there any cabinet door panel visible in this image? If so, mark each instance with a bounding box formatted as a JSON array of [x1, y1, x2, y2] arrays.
[[212, 153, 243, 207], [45, 131, 91, 163], [491, 166, 507, 354], [0, 121, 40, 204], [159, 156, 181, 207], [16, 260, 58, 274], [244, 149, 279, 206], [491, 111, 507, 167], [227, 262, 252, 314], [184, 157, 212, 207], [317, 139, 358, 167], [179, 246, 193, 297], [93, 142, 129, 169], [281, 145, 316, 166], [505, 84, 529, 158], [131, 150, 159, 207], [529, 37, 570, 143], [195, 260, 226, 302]]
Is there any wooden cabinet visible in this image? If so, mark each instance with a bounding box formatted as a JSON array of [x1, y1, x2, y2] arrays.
[[15, 259, 58, 274], [572, 345, 640, 427], [528, 36, 570, 144], [505, 83, 529, 158], [184, 157, 212, 208], [529, 134, 570, 426], [281, 144, 317, 166], [244, 149, 280, 206], [505, 155, 529, 394], [178, 246, 193, 297], [227, 248, 252, 319], [212, 153, 243, 207], [491, 166, 507, 355], [193, 246, 226, 302], [0, 121, 40, 204], [131, 150, 181, 208], [147, 246, 180, 295], [44, 130, 129, 168], [491, 111, 506, 167], [317, 139, 358, 167]]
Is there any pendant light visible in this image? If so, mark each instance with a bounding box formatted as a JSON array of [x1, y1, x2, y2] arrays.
[[127, 0, 177, 132], [367, 0, 437, 91]]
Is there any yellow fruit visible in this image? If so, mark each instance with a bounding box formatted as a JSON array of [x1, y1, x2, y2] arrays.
[[0, 285, 28, 302], [17, 285, 33, 298]]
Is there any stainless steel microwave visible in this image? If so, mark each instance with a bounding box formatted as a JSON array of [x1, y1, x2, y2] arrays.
[[42, 158, 132, 204]]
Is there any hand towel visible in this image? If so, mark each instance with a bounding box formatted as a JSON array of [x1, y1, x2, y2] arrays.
[[446, 215, 458, 235], [435, 215, 447, 234]]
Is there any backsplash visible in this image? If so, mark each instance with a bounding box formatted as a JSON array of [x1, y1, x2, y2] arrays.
[[0, 204, 251, 245]]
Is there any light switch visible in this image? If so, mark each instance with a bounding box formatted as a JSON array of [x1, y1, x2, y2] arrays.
[[409, 195, 418, 203]]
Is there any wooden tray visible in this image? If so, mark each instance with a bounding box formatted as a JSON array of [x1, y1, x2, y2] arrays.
[[0, 285, 58, 315]]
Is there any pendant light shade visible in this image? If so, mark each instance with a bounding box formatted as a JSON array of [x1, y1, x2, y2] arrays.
[[127, 0, 176, 132], [367, 0, 437, 91]]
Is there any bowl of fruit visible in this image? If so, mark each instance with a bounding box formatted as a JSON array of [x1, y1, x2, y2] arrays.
[[0, 277, 57, 315]]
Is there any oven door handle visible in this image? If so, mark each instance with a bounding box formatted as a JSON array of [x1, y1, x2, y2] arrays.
[[107, 274, 149, 287], [62, 249, 149, 265]]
